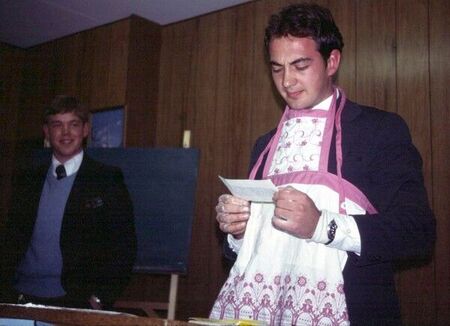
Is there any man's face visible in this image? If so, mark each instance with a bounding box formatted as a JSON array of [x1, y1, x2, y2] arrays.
[[43, 112, 89, 163], [269, 35, 340, 110]]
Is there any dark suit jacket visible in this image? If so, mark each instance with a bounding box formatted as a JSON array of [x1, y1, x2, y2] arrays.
[[0, 154, 137, 307], [226, 100, 435, 325]]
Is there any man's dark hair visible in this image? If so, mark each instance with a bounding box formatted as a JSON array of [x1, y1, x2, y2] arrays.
[[264, 3, 344, 62], [44, 95, 89, 124]]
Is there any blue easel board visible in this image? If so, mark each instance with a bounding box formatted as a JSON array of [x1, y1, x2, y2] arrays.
[[32, 148, 199, 275]]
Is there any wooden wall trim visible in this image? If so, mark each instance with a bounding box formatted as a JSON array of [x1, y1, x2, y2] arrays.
[[125, 16, 162, 147], [430, 0, 450, 324]]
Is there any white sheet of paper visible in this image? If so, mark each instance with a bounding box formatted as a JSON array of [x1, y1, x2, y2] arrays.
[[219, 176, 277, 202]]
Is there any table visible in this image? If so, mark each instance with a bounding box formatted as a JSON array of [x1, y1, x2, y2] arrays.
[[0, 303, 190, 326]]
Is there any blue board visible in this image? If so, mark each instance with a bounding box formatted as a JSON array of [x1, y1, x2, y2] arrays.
[[31, 148, 199, 275]]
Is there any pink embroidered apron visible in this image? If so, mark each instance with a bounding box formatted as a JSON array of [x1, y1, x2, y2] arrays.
[[210, 89, 376, 325]]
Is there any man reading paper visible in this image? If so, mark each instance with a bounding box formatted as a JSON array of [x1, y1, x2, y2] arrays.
[[210, 3, 435, 326]]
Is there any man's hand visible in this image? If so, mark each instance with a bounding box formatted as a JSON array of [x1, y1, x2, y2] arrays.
[[216, 194, 250, 239], [89, 295, 103, 310], [272, 186, 320, 238]]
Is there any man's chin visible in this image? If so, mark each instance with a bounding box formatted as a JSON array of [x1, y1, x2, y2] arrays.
[[287, 103, 309, 110], [54, 148, 82, 161]]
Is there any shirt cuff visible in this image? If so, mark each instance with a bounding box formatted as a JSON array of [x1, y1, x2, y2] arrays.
[[309, 209, 361, 255], [227, 234, 244, 254]]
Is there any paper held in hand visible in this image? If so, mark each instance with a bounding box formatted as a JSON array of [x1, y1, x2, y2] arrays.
[[219, 176, 277, 202]]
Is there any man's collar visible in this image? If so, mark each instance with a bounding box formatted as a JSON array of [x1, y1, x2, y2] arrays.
[[52, 151, 84, 177]]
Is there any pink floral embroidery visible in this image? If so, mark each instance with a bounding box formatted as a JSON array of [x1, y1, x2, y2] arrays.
[[317, 281, 327, 291], [255, 273, 264, 283], [274, 275, 281, 285], [269, 116, 326, 175], [297, 276, 307, 286], [211, 272, 348, 325]]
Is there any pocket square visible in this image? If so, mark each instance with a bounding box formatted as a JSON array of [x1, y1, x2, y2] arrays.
[[85, 197, 104, 209]]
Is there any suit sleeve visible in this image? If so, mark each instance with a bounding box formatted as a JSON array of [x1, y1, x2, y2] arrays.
[[351, 113, 435, 265]]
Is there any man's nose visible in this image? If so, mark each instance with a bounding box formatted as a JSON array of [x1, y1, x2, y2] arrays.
[[282, 69, 296, 88], [62, 124, 70, 134]]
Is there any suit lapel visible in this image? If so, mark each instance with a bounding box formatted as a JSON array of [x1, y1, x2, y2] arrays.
[[64, 154, 94, 216]]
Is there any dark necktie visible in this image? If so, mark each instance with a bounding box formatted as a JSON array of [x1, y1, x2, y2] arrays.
[[56, 164, 67, 180]]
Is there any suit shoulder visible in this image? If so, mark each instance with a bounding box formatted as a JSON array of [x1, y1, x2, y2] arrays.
[[83, 156, 124, 178], [344, 100, 413, 146], [346, 100, 410, 131], [347, 100, 405, 122]]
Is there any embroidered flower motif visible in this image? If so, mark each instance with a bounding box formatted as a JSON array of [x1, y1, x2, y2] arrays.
[[286, 141, 291, 148], [322, 302, 333, 317], [214, 272, 348, 322], [277, 296, 285, 309], [297, 276, 307, 286], [261, 294, 271, 307], [226, 290, 235, 302], [284, 295, 294, 308], [254, 273, 264, 283], [303, 165, 310, 171], [274, 168, 280, 174], [312, 118, 318, 124], [301, 299, 313, 312], [287, 165, 293, 172], [317, 281, 327, 291], [296, 118, 301, 123], [243, 292, 252, 305], [274, 275, 281, 285], [301, 140, 308, 146]]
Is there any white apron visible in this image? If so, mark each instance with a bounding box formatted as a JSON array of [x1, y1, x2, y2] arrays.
[[210, 89, 377, 325]]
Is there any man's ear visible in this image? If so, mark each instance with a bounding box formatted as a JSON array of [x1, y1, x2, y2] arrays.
[[43, 124, 49, 140], [326, 49, 341, 77], [82, 121, 90, 139]]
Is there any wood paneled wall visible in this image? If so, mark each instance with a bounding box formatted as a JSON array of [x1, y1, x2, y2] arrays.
[[0, 0, 448, 324], [0, 43, 25, 231], [156, 0, 449, 324], [10, 16, 161, 147]]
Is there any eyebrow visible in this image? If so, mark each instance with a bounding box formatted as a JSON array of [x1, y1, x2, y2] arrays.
[[270, 57, 312, 66], [49, 119, 82, 124]]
